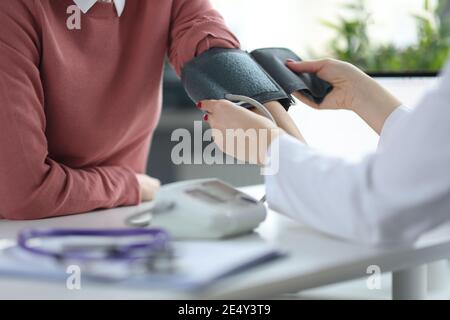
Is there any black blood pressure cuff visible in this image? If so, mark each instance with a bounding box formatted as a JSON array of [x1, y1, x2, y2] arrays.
[[251, 48, 333, 105], [181, 48, 333, 110], [181, 48, 292, 109]]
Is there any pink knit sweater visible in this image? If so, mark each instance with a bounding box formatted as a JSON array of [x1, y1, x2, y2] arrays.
[[0, 0, 239, 219]]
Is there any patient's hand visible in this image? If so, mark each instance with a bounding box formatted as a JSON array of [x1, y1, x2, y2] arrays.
[[136, 174, 161, 202], [286, 59, 402, 135], [200, 100, 284, 165]]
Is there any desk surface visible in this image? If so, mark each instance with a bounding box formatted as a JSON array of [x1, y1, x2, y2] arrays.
[[1, 185, 450, 300]]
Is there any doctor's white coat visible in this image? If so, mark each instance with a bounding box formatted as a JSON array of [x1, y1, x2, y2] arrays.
[[265, 61, 450, 247]]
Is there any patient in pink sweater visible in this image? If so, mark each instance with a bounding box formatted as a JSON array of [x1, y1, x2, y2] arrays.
[[0, 0, 301, 220], [0, 0, 241, 220]]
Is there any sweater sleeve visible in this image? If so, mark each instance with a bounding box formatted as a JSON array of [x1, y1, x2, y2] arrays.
[[168, 0, 240, 75], [0, 0, 140, 220]]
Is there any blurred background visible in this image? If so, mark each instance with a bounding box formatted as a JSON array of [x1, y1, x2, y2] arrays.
[[148, 0, 450, 186]]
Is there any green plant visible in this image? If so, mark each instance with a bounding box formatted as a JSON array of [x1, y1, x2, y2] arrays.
[[321, 0, 450, 72], [321, 0, 373, 68]]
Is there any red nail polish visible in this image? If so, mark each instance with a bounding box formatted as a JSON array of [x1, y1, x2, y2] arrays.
[[197, 101, 203, 109], [203, 114, 209, 121]]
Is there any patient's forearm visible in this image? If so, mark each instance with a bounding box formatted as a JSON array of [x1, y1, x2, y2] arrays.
[[257, 101, 306, 143]]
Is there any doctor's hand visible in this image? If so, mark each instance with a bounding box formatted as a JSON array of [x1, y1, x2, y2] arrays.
[[286, 59, 402, 135], [199, 100, 285, 166], [136, 174, 161, 202]]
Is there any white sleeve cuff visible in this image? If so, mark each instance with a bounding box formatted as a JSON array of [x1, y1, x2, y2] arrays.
[[264, 134, 309, 217], [379, 106, 411, 149]]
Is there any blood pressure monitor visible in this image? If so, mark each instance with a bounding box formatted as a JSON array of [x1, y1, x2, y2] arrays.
[[126, 179, 267, 240]]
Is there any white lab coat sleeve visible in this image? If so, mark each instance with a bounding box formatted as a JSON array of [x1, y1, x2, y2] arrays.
[[265, 67, 450, 247], [378, 106, 411, 149]]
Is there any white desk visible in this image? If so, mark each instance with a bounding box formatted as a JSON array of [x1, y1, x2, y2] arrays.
[[1, 185, 449, 300]]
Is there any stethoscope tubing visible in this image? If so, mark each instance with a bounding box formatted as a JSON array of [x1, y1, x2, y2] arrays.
[[17, 228, 171, 262]]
